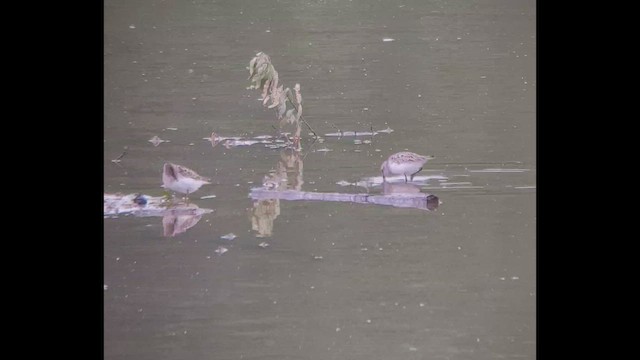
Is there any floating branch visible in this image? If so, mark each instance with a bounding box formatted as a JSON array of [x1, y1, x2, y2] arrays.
[[323, 126, 395, 138], [203, 131, 291, 149], [249, 188, 440, 211]]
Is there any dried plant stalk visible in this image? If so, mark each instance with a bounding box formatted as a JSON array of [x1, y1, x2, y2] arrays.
[[247, 52, 307, 140]]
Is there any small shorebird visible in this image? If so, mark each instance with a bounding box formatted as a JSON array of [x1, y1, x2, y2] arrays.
[[380, 152, 435, 182], [162, 163, 211, 197]]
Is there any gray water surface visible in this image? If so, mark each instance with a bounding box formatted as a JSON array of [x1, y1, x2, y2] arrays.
[[104, 0, 535, 359]]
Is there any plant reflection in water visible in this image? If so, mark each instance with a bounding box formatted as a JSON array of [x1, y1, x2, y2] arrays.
[[250, 148, 303, 237]]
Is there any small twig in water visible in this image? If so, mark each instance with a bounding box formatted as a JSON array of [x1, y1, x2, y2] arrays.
[[270, 124, 285, 141], [115, 149, 127, 160], [299, 115, 318, 138], [370, 123, 375, 144], [329, 123, 343, 138], [111, 147, 128, 164], [301, 135, 319, 161]]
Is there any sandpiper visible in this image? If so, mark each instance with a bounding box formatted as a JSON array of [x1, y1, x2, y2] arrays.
[[380, 152, 435, 182], [162, 163, 211, 197]]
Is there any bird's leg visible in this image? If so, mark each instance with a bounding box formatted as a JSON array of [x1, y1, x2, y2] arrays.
[[410, 167, 423, 182], [404, 174, 408, 182], [165, 192, 176, 207], [293, 122, 302, 148], [271, 125, 280, 139], [381, 170, 386, 182]]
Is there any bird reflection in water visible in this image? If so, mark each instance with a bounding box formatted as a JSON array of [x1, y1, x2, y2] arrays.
[[382, 182, 422, 195], [162, 203, 207, 237], [250, 148, 303, 237]]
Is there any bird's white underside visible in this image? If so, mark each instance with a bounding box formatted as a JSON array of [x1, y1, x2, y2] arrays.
[[163, 177, 210, 194]]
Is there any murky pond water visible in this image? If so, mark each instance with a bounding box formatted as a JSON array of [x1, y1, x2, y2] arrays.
[[104, 0, 535, 359]]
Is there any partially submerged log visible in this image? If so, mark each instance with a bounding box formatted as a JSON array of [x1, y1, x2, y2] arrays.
[[104, 193, 212, 216], [104, 193, 214, 237], [249, 188, 440, 211]]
